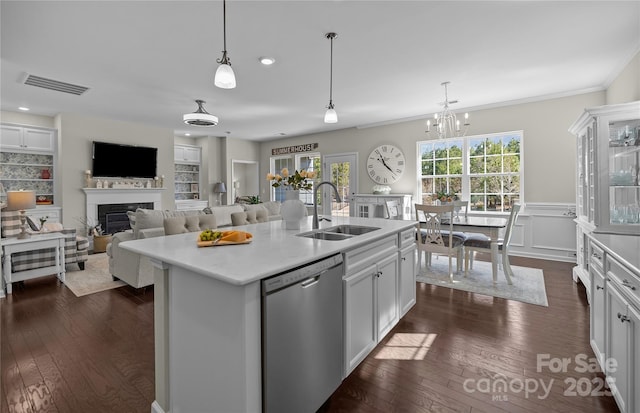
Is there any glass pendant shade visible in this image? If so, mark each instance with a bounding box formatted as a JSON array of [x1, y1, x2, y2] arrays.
[[324, 107, 338, 123], [214, 63, 236, 89]]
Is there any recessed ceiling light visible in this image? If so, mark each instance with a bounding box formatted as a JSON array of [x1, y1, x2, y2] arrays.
[[185, 133, 191, 136], [18, 106, 30, 111], [259, 57, 276, 65]]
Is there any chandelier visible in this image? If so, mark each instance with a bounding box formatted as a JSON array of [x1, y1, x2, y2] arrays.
[[425, 81, 470, 139]]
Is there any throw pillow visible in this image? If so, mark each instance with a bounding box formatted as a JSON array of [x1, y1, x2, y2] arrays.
[[1, 210, 22, 237], [26, 216, 40, 232], [127, 210, 137, 230], [262, 201, 281, 216]]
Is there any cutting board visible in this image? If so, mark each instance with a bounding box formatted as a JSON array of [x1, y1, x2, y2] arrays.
[[197, 239, 252, 248]]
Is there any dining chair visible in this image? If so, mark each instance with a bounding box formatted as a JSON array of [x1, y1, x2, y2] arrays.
[[463, 203, 521, 284], [415, 203, 464, 282], [452, 199, 469, 220], [385, 200, 400, 219]]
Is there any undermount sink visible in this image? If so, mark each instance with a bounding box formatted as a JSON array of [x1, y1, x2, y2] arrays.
[[324, 225, 380, 235], [296, 225, 380, 241], [296, 231, 352, 241]]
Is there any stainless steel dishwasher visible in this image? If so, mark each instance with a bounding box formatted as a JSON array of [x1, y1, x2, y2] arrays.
[[262, 253, 344, 413]]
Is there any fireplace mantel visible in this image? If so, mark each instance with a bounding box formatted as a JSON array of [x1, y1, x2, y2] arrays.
[[83, 188, 165, 227]]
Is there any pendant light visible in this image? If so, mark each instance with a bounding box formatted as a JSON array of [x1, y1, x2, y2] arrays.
[[324, 32, 338, 123], [214, 0, 236, 89]]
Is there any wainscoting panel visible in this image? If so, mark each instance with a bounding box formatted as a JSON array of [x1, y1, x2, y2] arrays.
[[509, 203, 577, 262]]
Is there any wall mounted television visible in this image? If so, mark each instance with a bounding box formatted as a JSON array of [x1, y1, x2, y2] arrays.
[[92, 141, 158, 179]]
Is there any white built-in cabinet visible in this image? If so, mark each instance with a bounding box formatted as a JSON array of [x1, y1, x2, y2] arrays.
[[0, 124, 59, 219], [343, 230, 416, 376], [399, 228, 417, 317], [0, 124, 56, 153], [174, 144, 201, 164], [174, 144, 203, 205], [569, 101, 640, 299], [588, 233, 640, 413]]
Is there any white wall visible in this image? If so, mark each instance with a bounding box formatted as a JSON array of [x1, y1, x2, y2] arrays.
[[259, 91, 605, 205], [606, 50, 640, 105], [0, 111, 55, 129], [55, 113, 175, 227]]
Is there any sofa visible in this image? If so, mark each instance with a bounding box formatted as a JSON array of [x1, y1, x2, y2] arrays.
[[106, 203, 280, 288]]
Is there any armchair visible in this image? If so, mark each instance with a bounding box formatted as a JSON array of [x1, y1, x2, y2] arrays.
[[1, 211, 88, 276]]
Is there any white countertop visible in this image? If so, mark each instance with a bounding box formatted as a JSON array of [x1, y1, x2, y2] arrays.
[[589, 232, 640, 273], [120, 216, 415, 286]]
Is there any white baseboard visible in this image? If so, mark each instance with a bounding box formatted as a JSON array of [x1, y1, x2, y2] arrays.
[[510, 251, 576, 264], [151, 401, 166, 413]]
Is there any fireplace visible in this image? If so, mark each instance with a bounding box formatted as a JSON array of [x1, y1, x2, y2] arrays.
[[83, 188, 164, 235], [98, 202, 153, 234]]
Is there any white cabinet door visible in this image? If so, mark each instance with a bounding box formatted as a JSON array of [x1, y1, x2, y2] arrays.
[[22, 128, 54, 152], [0, 126, 54, 152], [376, 253, 399, 340], [184, 147, 200, 163], [174, 145, 201, 164], [606, 284, 629, 413], [344, 264, 377, 375], [174, 145, 186, 162], [0, 125, 23, 150], [399, 244, 416, 317], [590, 265, 606, 367], [630, 304, 640, 413]]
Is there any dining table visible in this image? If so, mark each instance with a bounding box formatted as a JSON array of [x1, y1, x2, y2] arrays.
[[400, 212, 509, 283]]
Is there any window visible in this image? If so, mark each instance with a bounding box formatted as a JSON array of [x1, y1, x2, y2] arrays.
[[269, 153, 321, 204], [418, 131, 522, 212]]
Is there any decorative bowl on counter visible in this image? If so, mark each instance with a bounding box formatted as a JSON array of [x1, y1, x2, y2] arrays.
[[372, 185, 391, 194]]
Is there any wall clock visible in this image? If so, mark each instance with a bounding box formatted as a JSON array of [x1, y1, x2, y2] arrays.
[[366, 144, 406, 184]]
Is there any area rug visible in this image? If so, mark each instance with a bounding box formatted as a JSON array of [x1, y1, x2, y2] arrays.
[[416, 258, 548, 307], [64, 253, 126, 297]]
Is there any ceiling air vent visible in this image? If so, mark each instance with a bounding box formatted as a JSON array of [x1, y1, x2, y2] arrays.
[[22, 74, 89, 96]]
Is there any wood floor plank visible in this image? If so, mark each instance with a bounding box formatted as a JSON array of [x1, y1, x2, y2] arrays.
[[1, 256, 622, 413]]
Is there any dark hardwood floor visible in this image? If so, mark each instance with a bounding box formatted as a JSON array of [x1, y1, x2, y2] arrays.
[[1, 256, 620, 413]]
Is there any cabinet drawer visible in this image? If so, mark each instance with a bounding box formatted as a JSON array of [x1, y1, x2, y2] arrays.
[[607, 256, 640, 306], [589, 242, 605, 271], [399, 228, 415, 248], [344, 235, 397, 275]]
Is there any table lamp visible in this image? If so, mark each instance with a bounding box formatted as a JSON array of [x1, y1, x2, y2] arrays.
[[213, 182, 227, 205], [7, 190, 36, 239]]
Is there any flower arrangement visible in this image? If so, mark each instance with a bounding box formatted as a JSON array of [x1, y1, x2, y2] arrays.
[[436, 191, 458, 202], [267, 168, 317, 191]]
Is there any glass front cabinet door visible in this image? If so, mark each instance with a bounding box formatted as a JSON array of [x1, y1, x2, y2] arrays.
[[571, 101, 640, 235]]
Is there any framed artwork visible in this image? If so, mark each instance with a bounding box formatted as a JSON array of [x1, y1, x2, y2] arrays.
[[191, 183, 199, 193]]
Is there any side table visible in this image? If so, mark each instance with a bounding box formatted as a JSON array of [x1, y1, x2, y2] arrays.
[[1, 232, 66, 296]]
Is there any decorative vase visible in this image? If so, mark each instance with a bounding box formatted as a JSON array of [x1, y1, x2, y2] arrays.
[[281, 190, 306, 230], [41, 168, 51, 179]]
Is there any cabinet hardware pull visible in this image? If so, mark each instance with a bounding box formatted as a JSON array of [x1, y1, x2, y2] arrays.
[[622, 280, 636, 290], [402, 257, 406, 261], [591, 253, 602, 260], [596, 285, 603, 290], [618, 313, 630, 323]]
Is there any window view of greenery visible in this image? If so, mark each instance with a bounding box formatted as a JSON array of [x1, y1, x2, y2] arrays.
[[270, 154, 321, 205], [419, 132, 521, 212]]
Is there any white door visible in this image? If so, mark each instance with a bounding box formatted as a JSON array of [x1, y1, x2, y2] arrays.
[[322, 153, 358, 216]]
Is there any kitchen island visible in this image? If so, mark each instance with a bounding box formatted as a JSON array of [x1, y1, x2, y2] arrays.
[[120, 215, 416, 413]]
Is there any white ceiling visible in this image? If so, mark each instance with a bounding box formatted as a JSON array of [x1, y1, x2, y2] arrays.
[[1, 1, 639, 142]]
